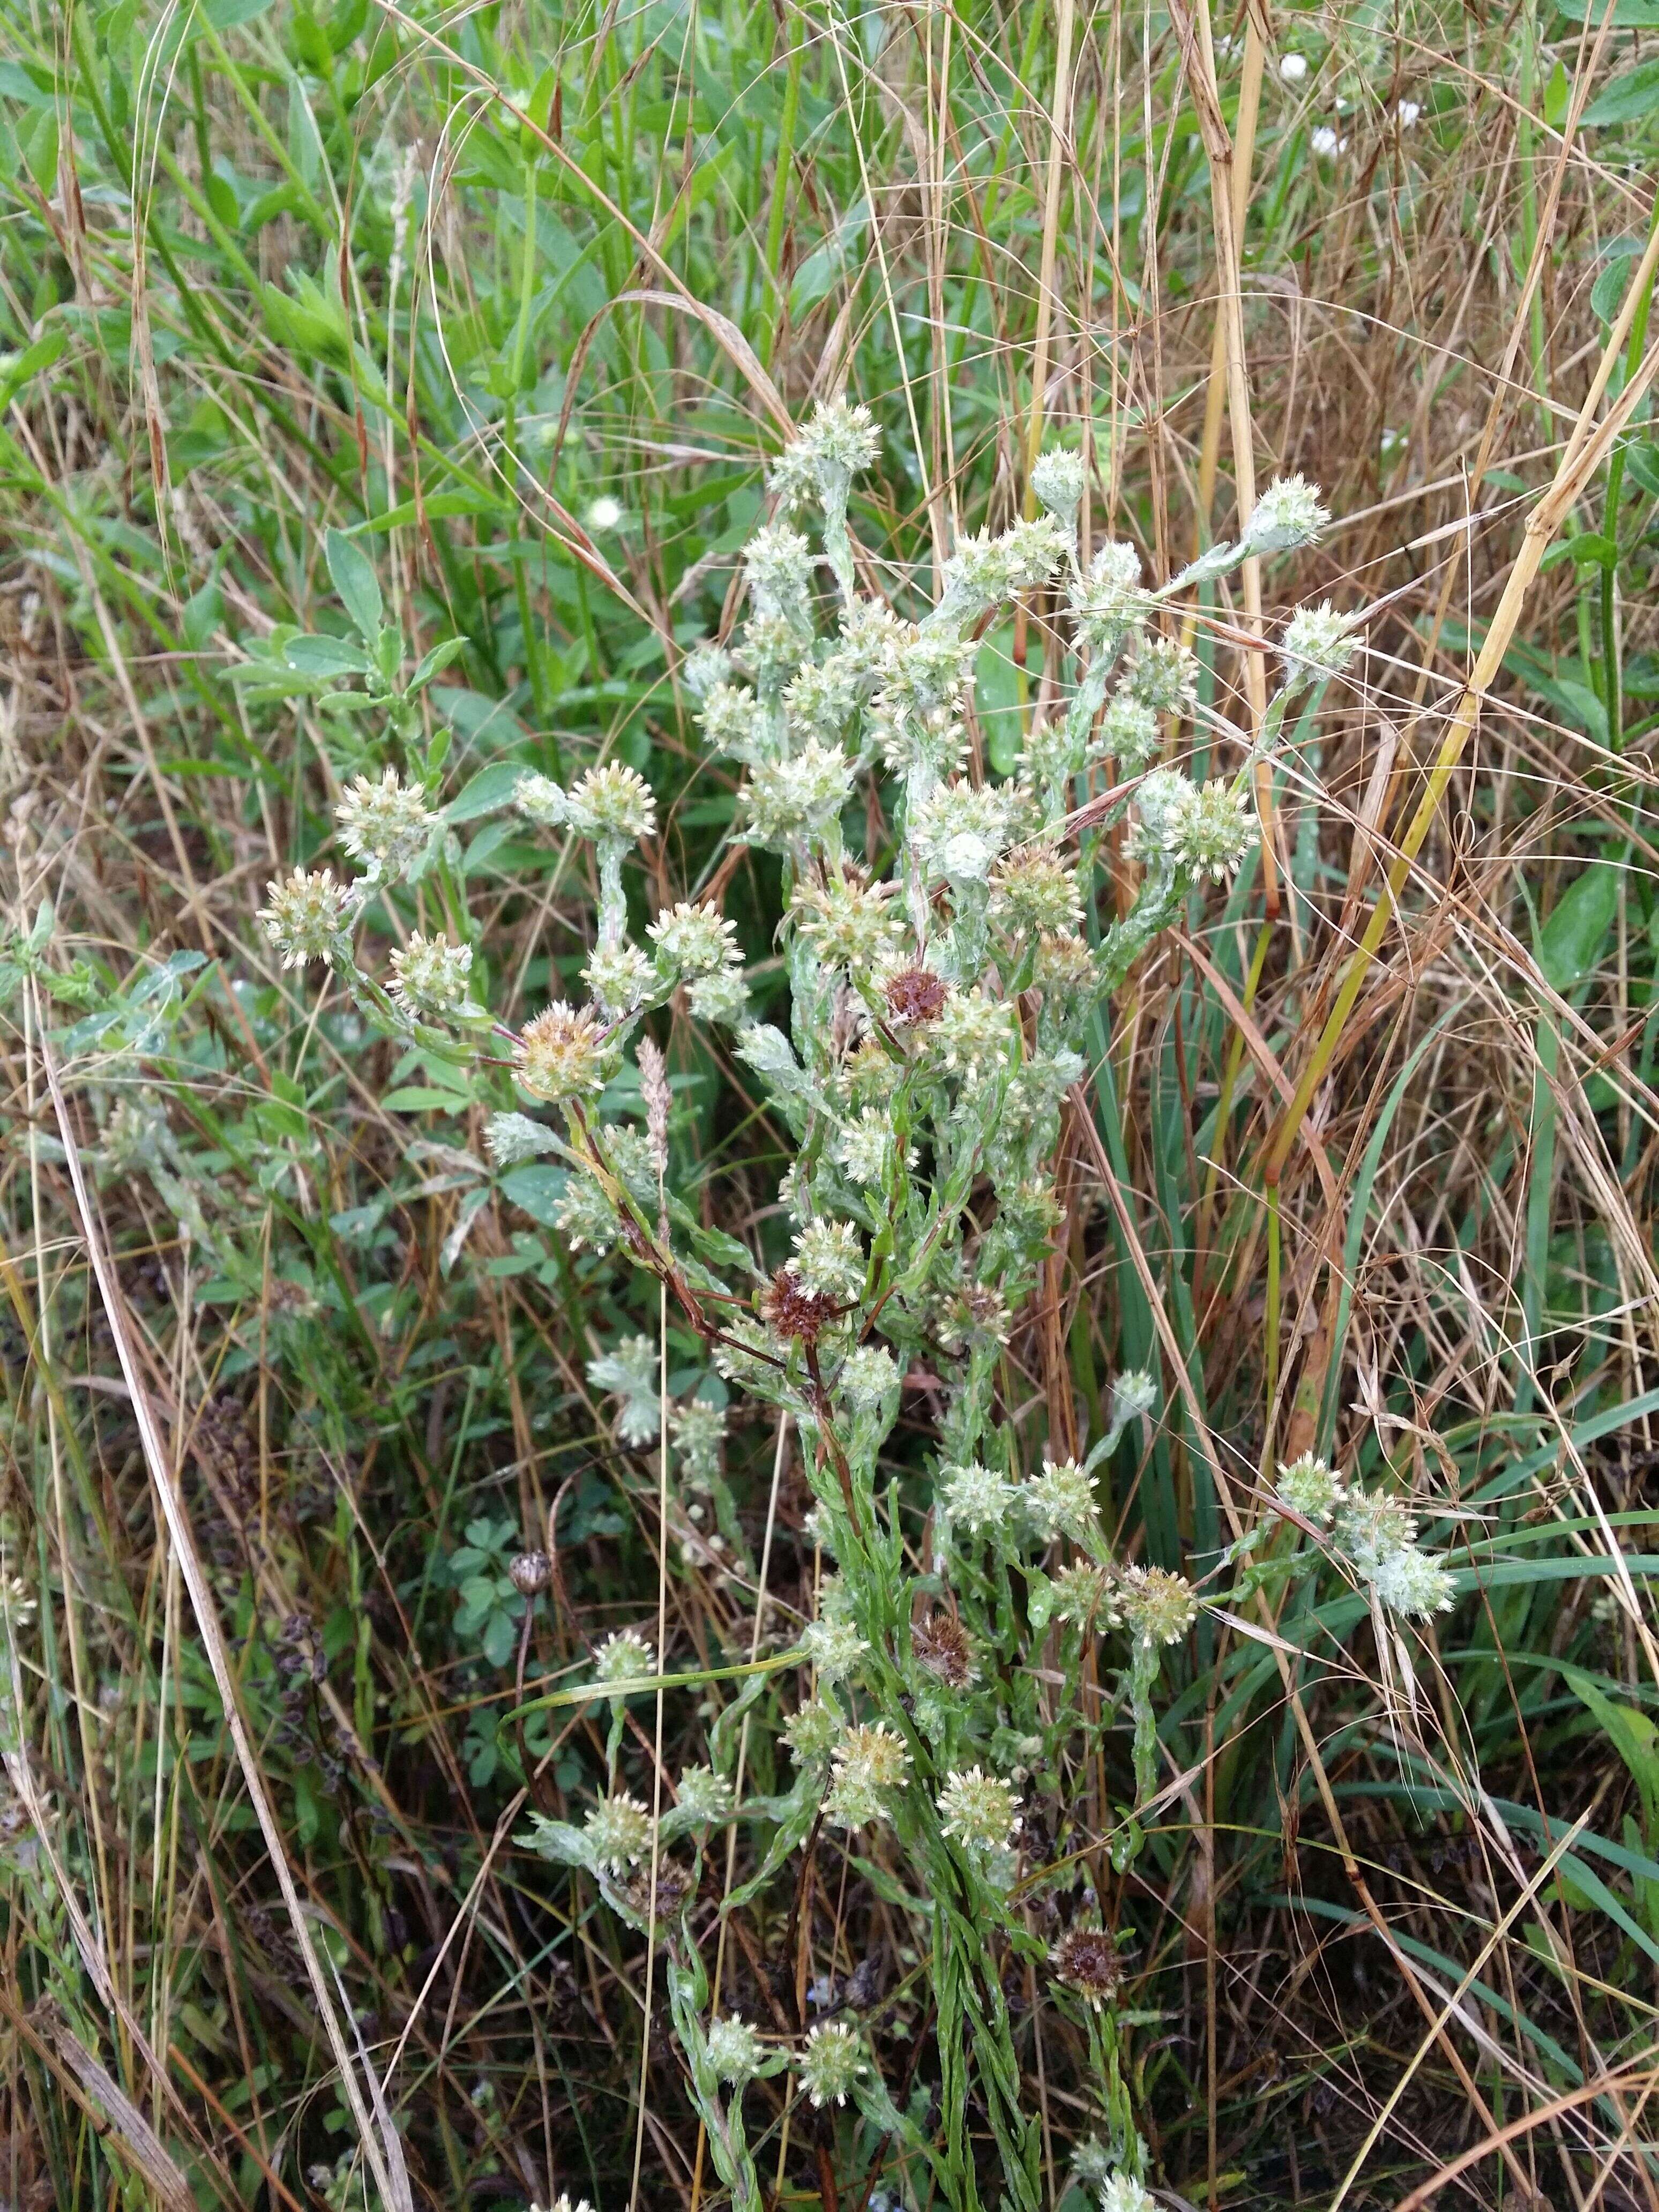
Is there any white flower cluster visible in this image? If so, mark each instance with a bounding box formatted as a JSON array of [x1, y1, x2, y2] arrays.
[[1273, 1454, 1456, 1619]]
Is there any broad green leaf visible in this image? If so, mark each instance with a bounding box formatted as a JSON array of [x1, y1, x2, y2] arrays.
[[324, 528, 383, 642], [1585, 57, 1659, 124], [282, 632, 371, 678], [1537, 863, 1619, 993], [445, 759, 528, 823]]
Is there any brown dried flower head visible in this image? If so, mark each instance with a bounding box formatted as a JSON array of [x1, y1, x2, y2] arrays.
[[884, 965, 950, 1027], [623, 1857, 695, 1924], [509, 1549, 552, 1597], [911, 1610, 977, 1690], [758, 1265, 841, 1344], [1050, 1925, 1120, 2008]]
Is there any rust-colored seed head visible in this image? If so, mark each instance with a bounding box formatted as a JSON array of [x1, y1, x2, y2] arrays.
[[884, 965, 949, 1027], [1050, 1926, 1120, 2008], [759, 1266, 840, 1344], [911, 1610, 976, 1690], [623, 1857, 694, 1924], [510, 1550, 553, 1597]]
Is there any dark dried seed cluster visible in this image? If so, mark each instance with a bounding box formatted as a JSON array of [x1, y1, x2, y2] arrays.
[[911, 1609, 977, 1689], [884, 965, 949, 1026], [1050, 1926, 1120, 2007], [759, 1265, 841, 1344], [510, 1549, 552, 1596]]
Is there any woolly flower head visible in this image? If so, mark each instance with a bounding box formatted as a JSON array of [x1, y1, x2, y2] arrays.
[[771, 398, 881, 507], [784, 1699, 843, 1765], [584, 1791, 653, 1869], [518, 1003, 609, 1103], [802, 1616, 870, 1684], [1126, 635, 1199, 716], [1281, 601, 1357, 688], [487, 1111, 553, 1167], [1098, 2175, 1155, 2212], [939, 517, 1068, 622], [744, 524, 814, 621], [698, 681, 766, 766], [681, 642, 734, 701], [784, 655, 864, 743], [388, 933, 473, 1020], [1071, 2139, 1116, 2198], [335, 768, 435, 878], [827, 1721, 909, 1830], [1126, 767, 1192, 870], [706, 2014, 766, 2086], [515, 771, 568, 827], [743, 741, 854, 848], [838, 1343, 900, 1416], [584, 941, 656, 1019], [1025, 1458, 1098, 1541], [543, 2195, 596, 2212], [911, 778, 1017, 885], [587, 1335, 661, 1446], [1101, 692, 1163, 774], [940, 1460, 1017, 1537], [1069, 541, 1145, 655], [555, 1172, 619, 1254], [565, 763, 657, 845], [676, 1765, 735, 1821], [592, 1628, 655, 1687], [1242, 473, 1329, 555], [648, 900, 739, 980], [872, 627, 976, 774], [836, 1107, 915, 1187], [259, 869, 353, 968], [990, 848, 1083, 935], [689, 967, 750, 1027], [790, 871, 902, 972], [668, 1399, 724, 1486], [937, 1766, 1020, 1854], [1336, 1490, 1417, 1574], [1115, 1563, 1198, 1647], [932, 989, 1018, 1090], [1049, 1560, 1111, 1625], [796, 2022, 864, 2109], [1170, 779, 1254, 884], [790, 1218, 864, 1303], [1031, 445, 1087, 521], [1275, 1451, 1343, 1525], [1107, 1367, 1159, 1445], [1368, 1543, 1456, 1620]]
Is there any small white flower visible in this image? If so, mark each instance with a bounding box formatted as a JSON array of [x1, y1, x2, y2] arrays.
[[1030, 446, 1087, 522], [796, 2022, 865, 2108], [802, 1616, 870, 1683], [676, 1765, 735, 1821], [838, 1343, 900, 1415], [940, 1461, 1017, 1536], [1241, 474, 1330, 556], [707, 2014, 766, 2084], [584, 940, 657, 1018], [388, 933, 473, 1020], [259, 869, 353, 968], [584, 1791, 653, 1869], [1367, 1543, 1456, 1619], [1279, 50, 1307, 81], [592, 1628, 655, 1687], [1100, 2176, 1155, 2212], [649, 900, 741, 979], [937, 1766, 1020, 1854], [689, 967, 750, 1027], [1310, 124, 1345, 158], [1276, 1452, 1344, 1525], [1398, 98, 1421, 127], [586, 495, 624, 532], [335, 768, 436, 878], [1024, 1458, 1098, 1541], [790, 1218, 865, 1302], [515, 771, 569, 827]]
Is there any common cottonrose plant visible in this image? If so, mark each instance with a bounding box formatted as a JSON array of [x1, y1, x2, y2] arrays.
[[261, 402, 1451, 2212]]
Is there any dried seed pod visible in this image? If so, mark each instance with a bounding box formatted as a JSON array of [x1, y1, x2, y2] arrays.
[[510, 1550, 553, 1597]]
